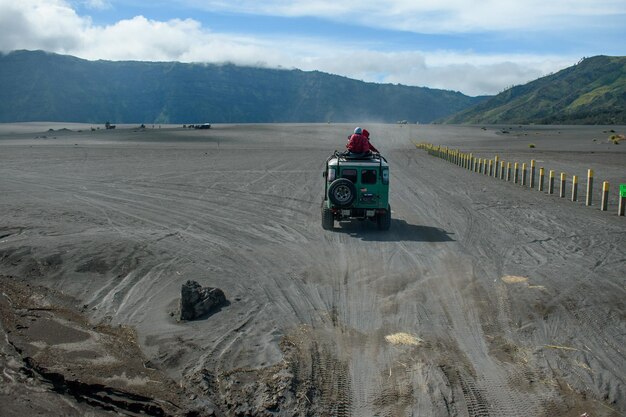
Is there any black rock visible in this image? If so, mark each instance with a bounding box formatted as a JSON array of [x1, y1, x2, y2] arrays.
[[179, 280, 226, 321]]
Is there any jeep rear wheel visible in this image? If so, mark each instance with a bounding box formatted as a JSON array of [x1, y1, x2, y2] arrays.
[[377, 204, 391, 231], [321, 205, 334, 230], [328, 178, 356, 207]]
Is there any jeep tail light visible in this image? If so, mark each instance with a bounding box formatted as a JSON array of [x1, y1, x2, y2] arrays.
[[382, 168, 389, 185], [328, 167, 336, 182]]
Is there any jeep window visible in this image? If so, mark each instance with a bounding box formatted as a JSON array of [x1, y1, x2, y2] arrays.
[[361, 169, 377, 184], [341, 169, 357, 183]]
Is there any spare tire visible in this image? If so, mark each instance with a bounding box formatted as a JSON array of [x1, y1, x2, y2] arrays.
[[328, 178, 356, 207]]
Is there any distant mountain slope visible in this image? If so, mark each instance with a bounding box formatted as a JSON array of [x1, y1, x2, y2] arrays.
[[0, 50, 484, 124], [444, 55, 626, 124]]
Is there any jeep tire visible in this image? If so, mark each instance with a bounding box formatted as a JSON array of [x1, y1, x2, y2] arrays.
[[377, 204, 391, 231], [321, 204, 334, 230], [328, 178, 356, 207]]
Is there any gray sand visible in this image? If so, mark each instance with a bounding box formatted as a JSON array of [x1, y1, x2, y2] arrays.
[[1, 123, 624, 416]]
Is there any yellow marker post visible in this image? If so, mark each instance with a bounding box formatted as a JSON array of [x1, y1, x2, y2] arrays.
[[489, 159, 493, 176], [572, 175, 578, 201], [494, 155, 499, 178], [539, 167, 545, 191], [513, 162, 519, 184], [586, 169, 594, 206], [530, 160, 536, 188], [522, 163, 527, 186], [548, 170, 555, 194], [506, 162, 511, 182], [559, 173, 566, 198], [500, 161, 505, 180], [601, 181, 609, 211]]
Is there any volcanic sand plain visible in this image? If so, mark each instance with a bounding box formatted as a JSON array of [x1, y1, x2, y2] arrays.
[[0, 123, 625, 416]]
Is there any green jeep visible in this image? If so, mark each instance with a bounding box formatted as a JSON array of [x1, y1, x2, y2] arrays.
[[321, 151, 391, 230]]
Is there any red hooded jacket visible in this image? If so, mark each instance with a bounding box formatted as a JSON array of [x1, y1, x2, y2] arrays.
[[362, 129, 379, 153], [346, 133, 369, 153]]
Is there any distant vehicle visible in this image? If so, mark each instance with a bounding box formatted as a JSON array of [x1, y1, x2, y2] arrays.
[[322, 151, 391, 230], [195, 123, 211, 129]]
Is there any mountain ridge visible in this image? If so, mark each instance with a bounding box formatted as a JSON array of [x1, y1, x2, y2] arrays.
[[443, 55, 626, 125], [0, 50, 484, 124]]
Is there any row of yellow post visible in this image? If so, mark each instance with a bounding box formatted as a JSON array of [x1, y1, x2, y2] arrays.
[[416, 143, 625, 216]]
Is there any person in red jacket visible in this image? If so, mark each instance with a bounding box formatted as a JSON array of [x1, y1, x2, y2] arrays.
[[346, 127, 379, 154], [362, 129, 379, 153], [346, 127, 367, 153]]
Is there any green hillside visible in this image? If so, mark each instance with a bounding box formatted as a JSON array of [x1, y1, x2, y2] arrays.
[[444, 55, 626, 124], [0, 50, 484, 124]]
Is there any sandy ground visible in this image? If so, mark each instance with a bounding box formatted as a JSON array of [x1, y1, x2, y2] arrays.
[[0, 123, 624, 416]]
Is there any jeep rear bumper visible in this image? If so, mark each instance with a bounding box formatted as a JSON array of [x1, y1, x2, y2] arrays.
[[333, 207, 388, 220]]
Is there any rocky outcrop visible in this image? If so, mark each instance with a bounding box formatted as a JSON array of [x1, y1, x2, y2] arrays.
[[179, 280, 226, 321]]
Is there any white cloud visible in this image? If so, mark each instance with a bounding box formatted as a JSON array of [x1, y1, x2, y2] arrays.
[[0, 0, 88, 52], [180, 0, 626, 32], [83, 0, 112, 10], [82, 16, 206, 61], [284, 49, 576, 96], [0, 0, 582, 95]]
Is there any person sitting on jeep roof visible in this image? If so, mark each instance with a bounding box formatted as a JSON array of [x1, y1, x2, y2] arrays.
[[362, 129, 379, 153], [346, 127, 371, 154]]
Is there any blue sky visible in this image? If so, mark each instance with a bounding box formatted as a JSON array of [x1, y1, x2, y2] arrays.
[[1, 0, 625, 95]]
